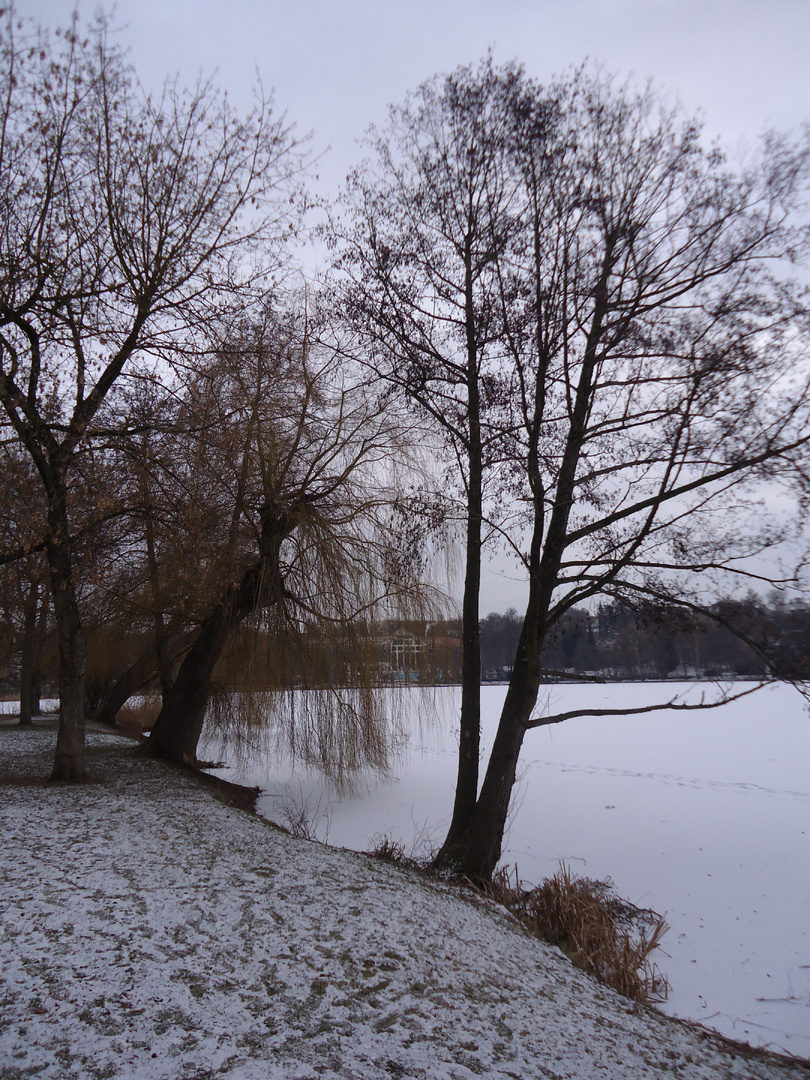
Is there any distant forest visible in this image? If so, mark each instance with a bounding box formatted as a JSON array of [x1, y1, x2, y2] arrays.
[[478, 596, 810, 682], [5, 594, 809, 704], [381, 595, 810, 684]]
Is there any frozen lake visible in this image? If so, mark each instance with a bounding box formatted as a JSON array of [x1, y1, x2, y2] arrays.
[[203, 681, 810, 1059]]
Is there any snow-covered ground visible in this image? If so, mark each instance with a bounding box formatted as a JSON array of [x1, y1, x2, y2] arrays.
[[1, 722, 807, 1079], [202, 681, 810, 1061]]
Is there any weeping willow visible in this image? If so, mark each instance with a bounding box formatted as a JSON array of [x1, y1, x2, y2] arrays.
[[205, 534, 444, 788], [146, 300, 448, 782]]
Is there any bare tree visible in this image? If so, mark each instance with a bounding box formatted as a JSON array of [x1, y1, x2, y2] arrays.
[[0, 11, 306, 778], [335, 62, 810, 880], [330, 58, 537, 844]]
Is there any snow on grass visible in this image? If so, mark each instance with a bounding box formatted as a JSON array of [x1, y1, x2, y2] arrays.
[[202, 681, 810, 1060], [2, 723, 807, 1079]]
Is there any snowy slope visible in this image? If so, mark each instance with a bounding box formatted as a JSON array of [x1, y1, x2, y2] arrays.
[[1, 724, 807, 1079]]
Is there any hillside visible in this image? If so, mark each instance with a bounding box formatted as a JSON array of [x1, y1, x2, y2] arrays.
[[1, 723, 807, 1080]]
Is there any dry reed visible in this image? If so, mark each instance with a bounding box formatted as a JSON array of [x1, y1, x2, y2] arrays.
[[483, 863, 669, 1004]]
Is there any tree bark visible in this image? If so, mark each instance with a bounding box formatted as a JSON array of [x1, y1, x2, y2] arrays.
[[142, 464, 175, 700], [455, 694, 528, 881], [438, 244, 483, 856], [439, 457, 482, 853], [18, 579, 39, 726], [93, 642, 163, 729], [30, 589, 48, 716], [47, 508, 88, 781], [147, 560, 264, 764], [446, 599, 544, 880], [148, 504, 288, 765]]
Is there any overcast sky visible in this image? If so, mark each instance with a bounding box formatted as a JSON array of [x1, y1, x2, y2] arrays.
[[23, 0, 810, 191], [19, 0, 810, 612]]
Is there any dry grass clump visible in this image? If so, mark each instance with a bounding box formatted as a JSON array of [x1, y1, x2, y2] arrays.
[[485, 864, 669, 1004], [368, 834, 409, 866], [115, 697, 163, 738]]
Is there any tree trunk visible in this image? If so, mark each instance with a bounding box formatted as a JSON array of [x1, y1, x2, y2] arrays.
[[143, 477, 174, 699], [441, 456, 483, 852], [18, 579, 39, 726], [442, 605, 544, 881], [93, 614, 190, 729], [438, 248, 483, 856], [48, 543, 87, 781], [30, 588, 48, 716], [455, 694, 528, 881], [147, 559, 265, 764], [149, 503, 290, 765], [93, 642, 164, 728]]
